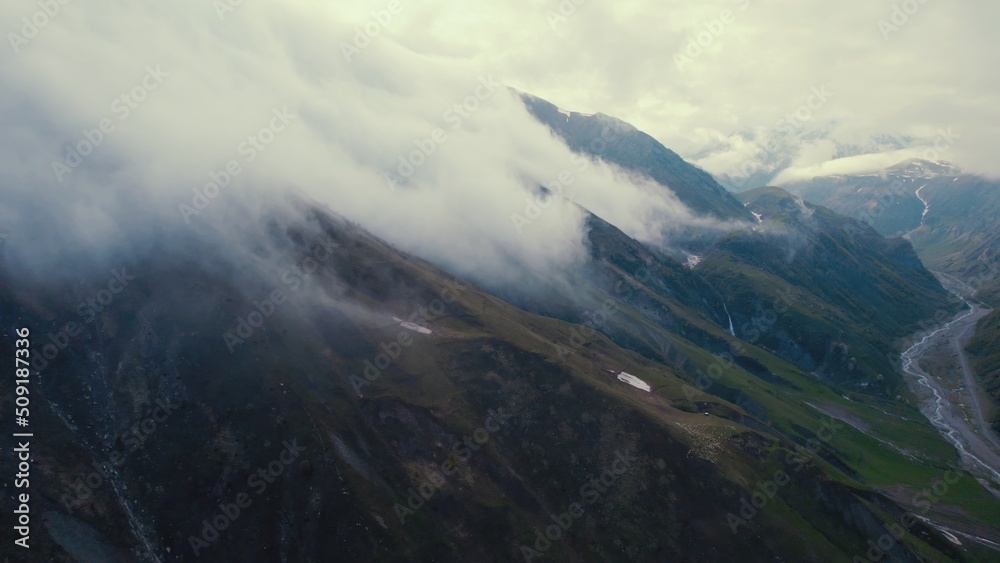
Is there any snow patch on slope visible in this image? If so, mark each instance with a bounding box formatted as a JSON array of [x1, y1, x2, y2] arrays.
[[684, 253, 703, 269], [617, 372, 651, 392], [393, 317, 433, 335]]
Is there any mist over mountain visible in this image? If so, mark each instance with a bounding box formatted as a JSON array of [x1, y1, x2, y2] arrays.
[[2, 2, 1000, 562], [701, 128, 966, 193], [520, 94, 754, 224], [0, 1, 744, 297]]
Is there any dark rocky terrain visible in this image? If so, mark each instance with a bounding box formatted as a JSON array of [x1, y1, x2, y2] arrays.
[[1, 101, 997, 562]]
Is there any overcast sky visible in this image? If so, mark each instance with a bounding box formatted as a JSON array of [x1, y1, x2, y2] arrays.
[[0, 0, 996, 288], [0, 0, 731, 287], [338, 0, 1000, 179]]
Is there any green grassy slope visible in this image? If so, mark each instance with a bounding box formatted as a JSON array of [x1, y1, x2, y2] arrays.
[[695, 187, 959, 395], [1, 205, 994, 561]]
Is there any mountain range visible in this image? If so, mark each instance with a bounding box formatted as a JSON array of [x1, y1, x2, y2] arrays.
[[779, 158, 1000, 443], [2, 96, 998, 562], [780, 159, 1000, 301]]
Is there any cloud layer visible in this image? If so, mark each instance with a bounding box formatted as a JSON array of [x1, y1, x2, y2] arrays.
[[0, 0, 717, 288], [329, 0, 999, 179]]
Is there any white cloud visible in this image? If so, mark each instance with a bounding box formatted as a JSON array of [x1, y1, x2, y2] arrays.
[[0, 0, 719, 288], [337, 0, 1000, 178], [773, 148, 935, 184]]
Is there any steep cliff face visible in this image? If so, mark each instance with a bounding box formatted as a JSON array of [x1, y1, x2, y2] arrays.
[[520, 93, 755, 223]]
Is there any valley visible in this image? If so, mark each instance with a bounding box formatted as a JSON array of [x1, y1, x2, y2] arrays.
[[2, 11, 999, 557], [901, 297, 1000, 493]]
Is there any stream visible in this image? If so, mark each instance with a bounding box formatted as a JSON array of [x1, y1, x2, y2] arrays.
[[900, 299, 1000, 486]]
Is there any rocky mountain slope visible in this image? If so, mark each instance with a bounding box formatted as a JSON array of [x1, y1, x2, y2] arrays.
[[1, 101, 997, 562], [0, 202, 984, 562], [780, 159, 1000, 307], [521, 94, 755, 223]]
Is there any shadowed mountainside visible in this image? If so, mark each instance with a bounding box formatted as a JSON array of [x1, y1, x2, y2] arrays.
[[0, 203, 985, 562]]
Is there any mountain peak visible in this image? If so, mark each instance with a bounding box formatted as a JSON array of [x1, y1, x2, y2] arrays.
[[884, 158, 961, 178], [519, 92, 754, 222]]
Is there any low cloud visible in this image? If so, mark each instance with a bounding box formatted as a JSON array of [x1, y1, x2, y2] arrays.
[[0, 1, 716, 290], [772, 148, 928, 183]]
